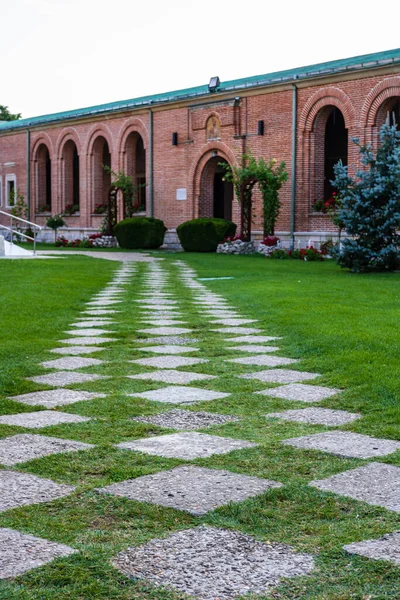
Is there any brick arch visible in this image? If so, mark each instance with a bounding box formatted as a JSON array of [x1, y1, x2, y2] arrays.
[[84, 124, 114, 156], [360, 77, 400, 127], [31, 133, 54, 161], [116, 117, 149, 155], [299, 87, 356, 132], [189, 142, 237, 219], [55, 128, 82, 159]]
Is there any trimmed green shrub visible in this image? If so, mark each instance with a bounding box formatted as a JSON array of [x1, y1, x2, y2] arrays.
[[177, 218, 237, 252], [114, 217, 166, 249]]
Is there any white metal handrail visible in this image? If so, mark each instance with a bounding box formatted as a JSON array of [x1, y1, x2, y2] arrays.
[[0, 209, 42, 255]]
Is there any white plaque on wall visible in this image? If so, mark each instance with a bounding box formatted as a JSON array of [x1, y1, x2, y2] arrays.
[[176, 188, 187, 200]]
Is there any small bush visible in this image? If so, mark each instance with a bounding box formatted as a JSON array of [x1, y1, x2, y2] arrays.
[[177, 218, 237, 252], [114, 217, 166, 249]]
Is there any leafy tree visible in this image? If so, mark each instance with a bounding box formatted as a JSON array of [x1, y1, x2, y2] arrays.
[[0, 105, 21, 121], [333, 123, 400, 272], [257, 158, 288, 236], [103, 166, 144, 217], [46, 214, 66, 243]]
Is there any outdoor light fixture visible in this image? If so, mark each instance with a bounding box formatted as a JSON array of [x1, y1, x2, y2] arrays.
[[208, 76, 220, 93], [211, 150, 218, 157], [257, 120, 265, 136], [172, 132, 178, 146]]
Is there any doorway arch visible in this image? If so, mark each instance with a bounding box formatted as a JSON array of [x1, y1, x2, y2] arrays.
[[199, 156, 233, 219]]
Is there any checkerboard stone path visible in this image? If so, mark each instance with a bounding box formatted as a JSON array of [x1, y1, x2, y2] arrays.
[[0, 434, 94, 465], [343, 531, 400, 565], [130, 356, 208, 369], [0, 471, 75, 512], [128, 369, 216, 384], [0, 410, 91, 428], [266, 408, 361, 426], [28, 371, 107, 387], [130, 386, 230, 404], [0, 528, 77, 579], [8, 389, 107, 407], [40, 356, 104, 370], [282, 431, 400, 459]]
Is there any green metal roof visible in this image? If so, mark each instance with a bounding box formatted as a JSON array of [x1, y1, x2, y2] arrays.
[[1, 47, 400, 133]]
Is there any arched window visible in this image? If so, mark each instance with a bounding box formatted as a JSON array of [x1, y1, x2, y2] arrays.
[[35, 144, 52, 212], [124, 132, 146, 211], [62, 140, 79, 212], [92, 136, 111, 213], [375, 97, 400, 129]]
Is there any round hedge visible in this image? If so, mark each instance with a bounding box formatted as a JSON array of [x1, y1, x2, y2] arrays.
[[114, 217, 166, 249], [177, 218, 237, 252]]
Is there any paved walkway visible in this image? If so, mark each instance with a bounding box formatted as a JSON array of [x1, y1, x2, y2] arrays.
[[0, 260, 399, 597]]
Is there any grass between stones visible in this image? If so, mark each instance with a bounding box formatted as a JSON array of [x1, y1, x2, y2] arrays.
[[0, 253, 399, 599]]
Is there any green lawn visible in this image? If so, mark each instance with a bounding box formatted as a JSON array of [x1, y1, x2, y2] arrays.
[[0, 254, 399, 599]]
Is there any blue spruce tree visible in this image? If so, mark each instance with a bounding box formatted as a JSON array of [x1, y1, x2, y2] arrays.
[[333, 123, 400, 272]]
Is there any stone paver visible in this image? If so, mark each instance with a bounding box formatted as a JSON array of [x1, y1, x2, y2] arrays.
[[82, 309, 121, 315], [0, 471, 75, 513], [229, 355, 298, 367], [86, 300, 123, 306], [310, 462, 400, 512], [28, 371, 107, 387], [111, 525, 313, 599], [134, 299, 179, 305], [130, 386, 230, 405], [132, 409, 239, 430], [40, 357, 104, 370], [241, 369, 320, 384], [211, 319, 258, 326], [140, 305, 181, 312], [266, 408, 361, 426], [282, 431, 400, 459], [0, 410, 91, 429], [64, 328, 113, 337], [8, 389, 106, 408], [58, 337, 117, 345], [49, 346, 106, 355], [130, 356, 208, 369], [137, 345, 199, 354], [343, 531, 400, 565], [134, 336, 198, 345], [70, 320, 115, 327], [212, 327, 263, 334], [0, 529, 77, 579], [99, 466, 280, 515], [137, 327, 193, 336], [258, 383, 342, 402], [128, 369, 215, 385], [0, 434, 94, 465], [117, 431, 256, 459], [227, 335, 282, 343], [229, 345, 280, 353], [139, 319, 187, 326]]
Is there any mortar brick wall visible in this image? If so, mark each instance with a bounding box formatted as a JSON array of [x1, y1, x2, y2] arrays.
[[1, 63, 400, 240]]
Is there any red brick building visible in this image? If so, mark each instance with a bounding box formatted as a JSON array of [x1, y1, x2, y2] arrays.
[[1, 48, 399, 247]]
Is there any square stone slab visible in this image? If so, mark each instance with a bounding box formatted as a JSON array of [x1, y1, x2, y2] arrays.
[[117, 431, 256, 459], [0, 410, 91, 429], [132, 409, 239, 430], [111, 525, 313, 598], [139, 319, 187, 326], [282, 431, 400, 459], [8, 389, 106, 408], [13, 510, 84, 590], [266, 408, 361, 426], [227, 335, 282, 343], [86, 300, 122, 306], [100, 466, 279, 515], [0, 471, 75, 513], [240, 369, 320, 384], [212, 327, 263, 334], [40, 357, 104, 370], [137, 345, 199, 354], [138, 327, 193, 336], [130, 386, 230, 405], [0, 434, 94, 465], [128, 370, 216, 384], [343, 531, 400, 565], [70, 320, 115, 327], [130, 356, 208, 369], [134, 299, 179, 305], [28, 371, 107, 387], [49, 346, 106, 356], [229, 355, 298, 367], [258, 383, 341, 402], [65, 328, 113, 336], [140, 305, 181, 312], [211, 318, 258, 326], [58, 337, 117, 345], [229, 345, 280, 353], [310, 462, 400, 512], [135, 337, 198, 345], [82, 310, 121, 315]]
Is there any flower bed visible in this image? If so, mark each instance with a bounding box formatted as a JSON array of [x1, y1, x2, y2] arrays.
[[217, 235, 256, 255]]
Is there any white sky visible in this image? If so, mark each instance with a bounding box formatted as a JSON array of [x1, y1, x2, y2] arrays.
[[2, 0, 399, 119]]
